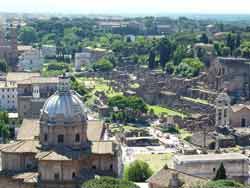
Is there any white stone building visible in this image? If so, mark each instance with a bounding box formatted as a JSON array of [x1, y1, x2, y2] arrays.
[[17, 49, 44, 72], [0, 81, 17, 111], [173, 153, 249, 184], [74, 52, 91, 71], [41, 45, 56, 58]]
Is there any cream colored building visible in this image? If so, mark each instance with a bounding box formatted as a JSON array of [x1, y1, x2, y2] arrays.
[[173, 153, 249, 184], [230, 104, 250, 127], [0, 75, 122, 188]]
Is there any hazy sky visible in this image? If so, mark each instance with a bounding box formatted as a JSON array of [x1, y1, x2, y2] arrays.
[[1, 0, 250, 15]]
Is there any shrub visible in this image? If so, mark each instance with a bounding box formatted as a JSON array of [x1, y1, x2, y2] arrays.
[[82, 176, 139, 188], [124, 160, 153, 182], [93, 58, 113, 71], [205, 180, 244, 188]]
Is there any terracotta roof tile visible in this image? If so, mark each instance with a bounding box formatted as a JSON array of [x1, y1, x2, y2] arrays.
[[0, 140, 40, 153], [147, 167, 207, 187]]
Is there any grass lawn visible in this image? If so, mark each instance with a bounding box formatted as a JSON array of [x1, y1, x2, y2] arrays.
[[134, 153, 173, 172], [179, 129, 192, 141], [76, 77, 122, 106], [182, 97, 209, 105], [148, 105, 186, 118], [42, 59, 72, 77], [130, 83, 140, 89]]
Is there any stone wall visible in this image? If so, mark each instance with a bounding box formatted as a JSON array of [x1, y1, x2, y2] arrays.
[[38, 154, 117, 183], [174, 157, 249, 184], [0, 176, 35, 188], [2, 153, 37, 172], [230, 108, 250, 128]]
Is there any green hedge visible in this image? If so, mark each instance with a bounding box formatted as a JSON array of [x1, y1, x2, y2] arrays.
[[82, 176, 139, 188]]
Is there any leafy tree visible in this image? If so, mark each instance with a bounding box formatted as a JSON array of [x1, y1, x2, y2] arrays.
[[108, 95, 148, 113], [225, 32, 236, 55], [159, 37, 174, 70], [199, 33, 209, 44], [18, 26, 38, 45], [148, 51, 156, 69], [205, 180, 243, 188], [214, 163, 227, 180], [166, 62, 175, 74], [93, 59, 113, 72], [196, 47, 205, 59], [0, 111, 9, 143], [109, 95, 148, 123], [42, 61, 71, 76], [82, 176, 139, 188], [124, 160, 153, 182], [214, 42, 222, 56], [174, 58, 204, 78], [221, 46, 231, 57], [0, 59, 8, 73], [0, 111, 9, 124], [70, 77, 87, 96], [235, 33, 241, 48], [172, 45, 191, 65], [0, 121, 9, 143]]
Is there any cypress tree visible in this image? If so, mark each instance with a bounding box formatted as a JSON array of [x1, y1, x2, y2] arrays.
[[214, 163, 227, 180]]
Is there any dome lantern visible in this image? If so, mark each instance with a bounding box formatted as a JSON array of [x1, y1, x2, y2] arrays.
[[58, 74, 70, 94]]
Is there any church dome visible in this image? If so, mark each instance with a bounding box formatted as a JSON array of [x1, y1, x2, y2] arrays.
[[40, 75, 87, 122]]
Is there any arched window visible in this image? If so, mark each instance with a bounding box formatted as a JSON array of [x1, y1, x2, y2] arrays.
[[75, 134, 80, 143], [54, 173, 59, 180], [44, 134, 48, 142], [58, 135, 64, 143]]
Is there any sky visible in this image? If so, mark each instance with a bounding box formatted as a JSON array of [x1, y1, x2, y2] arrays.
[[1, 0, 250, 15]]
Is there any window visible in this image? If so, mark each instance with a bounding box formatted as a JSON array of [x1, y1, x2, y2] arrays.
[[72, 172, 76, 178], [110, 164, 113, 170], [26, 164, 32, 169], [44, 134, 48, 142], [54, 173, 59, 180], [224, 109, 227, 118], [213, 168, 216, 172], [218, 110, 222, 121], [92, 165, 96, 170], [57, 135, 64, 143], [75, 134, 80, 143]]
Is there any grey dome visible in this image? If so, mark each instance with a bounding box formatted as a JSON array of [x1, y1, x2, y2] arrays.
[[41, 90, 87, 121]]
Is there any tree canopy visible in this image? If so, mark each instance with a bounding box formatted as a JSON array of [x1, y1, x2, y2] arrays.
[[124, 160, 153, 182], [93, 59, 113, 72], [0, 59, 8, 73], [108, 95, 148, 113], [18, 26, 38, 45], [214, 163, 227, 181], [82, 176, 139, 188], [204, 180, 243, 188]]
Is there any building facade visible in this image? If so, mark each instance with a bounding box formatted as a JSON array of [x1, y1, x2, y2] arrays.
[[17, 49, 44, 72], [173, 153, 249, 184], [0, 75, 122, 188], [0, 81, 17, 111]]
